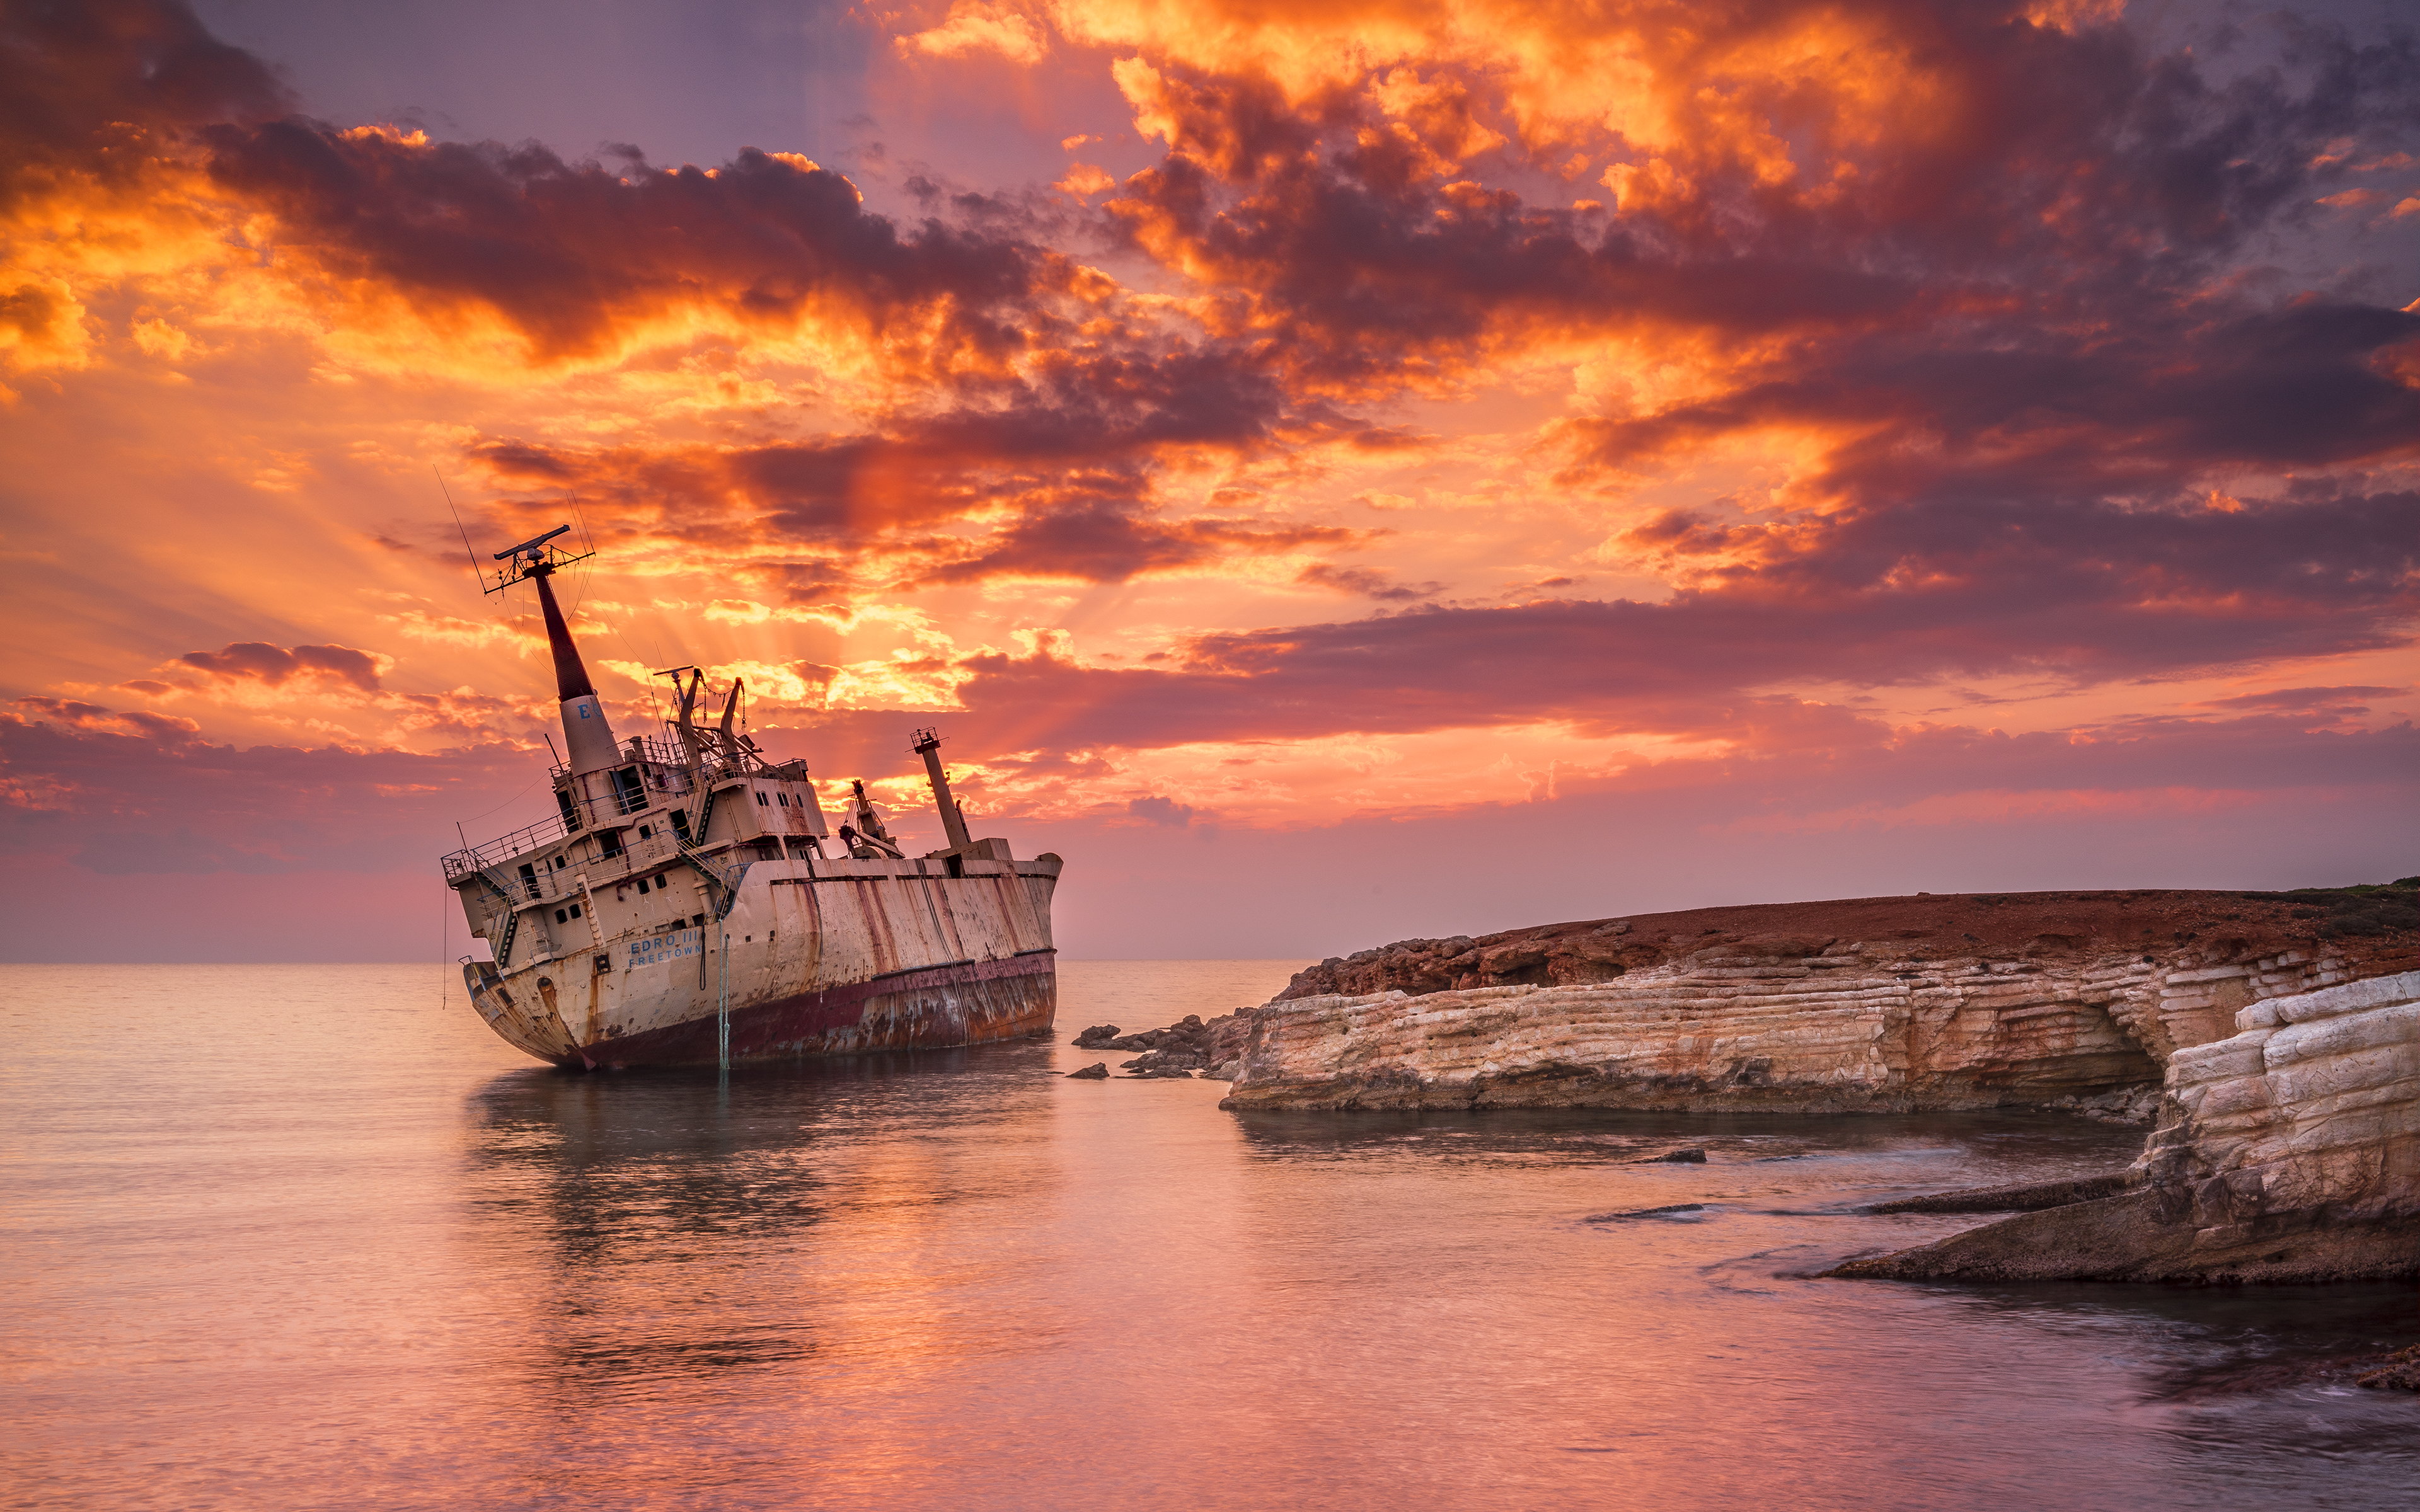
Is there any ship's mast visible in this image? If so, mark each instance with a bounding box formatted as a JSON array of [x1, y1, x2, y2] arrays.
[[911, 728, 975, 854], [483, 525, 617, 774]]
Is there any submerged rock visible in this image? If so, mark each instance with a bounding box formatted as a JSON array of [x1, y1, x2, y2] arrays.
[[1061, 1011, 1254, 1077], [1632, 1148, 1707, 1164], [1865, 1171, 2139, 1214]]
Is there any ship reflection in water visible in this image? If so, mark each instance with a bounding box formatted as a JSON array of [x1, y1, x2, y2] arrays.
[[7, 961, 2416, 1510]]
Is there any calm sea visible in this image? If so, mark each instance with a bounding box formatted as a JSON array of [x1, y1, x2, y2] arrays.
[[3, 962, 2413, 1509]]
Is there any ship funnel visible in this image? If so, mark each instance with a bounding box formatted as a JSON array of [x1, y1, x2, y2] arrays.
[[533, 567, 619, 774]]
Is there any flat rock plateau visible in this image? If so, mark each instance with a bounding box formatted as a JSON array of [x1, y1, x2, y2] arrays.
[[1085, 884, 2420, 1284]]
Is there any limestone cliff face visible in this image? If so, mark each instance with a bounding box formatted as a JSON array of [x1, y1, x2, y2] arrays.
[[1218, 890, 2416, 1115], [1829, 970, 2420, 1283], [1190, 886, 2416, 1282], [1223, 939, 2385, 1114]]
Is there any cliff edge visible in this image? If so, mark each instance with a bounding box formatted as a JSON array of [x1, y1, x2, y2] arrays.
[[1223, 887, 2414, 1116], [1175, 883, 2418, 1282]]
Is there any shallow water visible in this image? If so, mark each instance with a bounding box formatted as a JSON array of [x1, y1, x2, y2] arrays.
[[3, 961, 2414, 1509]]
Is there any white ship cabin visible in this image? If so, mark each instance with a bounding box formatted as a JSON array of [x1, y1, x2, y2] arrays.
[[441, 730, 836, 969]]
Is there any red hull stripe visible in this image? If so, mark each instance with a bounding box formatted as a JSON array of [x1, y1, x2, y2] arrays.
[[573, 950, 1057, 1067]]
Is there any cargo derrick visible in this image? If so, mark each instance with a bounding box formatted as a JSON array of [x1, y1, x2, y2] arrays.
[[439, 525, 1062, 1068]]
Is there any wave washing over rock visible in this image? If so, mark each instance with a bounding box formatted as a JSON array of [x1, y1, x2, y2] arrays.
[[1086, 885, 2420, 1283]]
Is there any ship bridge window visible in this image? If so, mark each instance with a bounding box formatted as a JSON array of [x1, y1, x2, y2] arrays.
[[777, 792, 788, 806], [636, 877, 650, 894], [555, 908, 568, 924], [638, 824, 653, 839], [755, 790, 769, 806], [611, 766, 646, 815]]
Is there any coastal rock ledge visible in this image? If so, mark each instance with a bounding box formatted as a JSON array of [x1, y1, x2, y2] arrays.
[[1184, 888, 2418, 1281], [1827, 969, 2420, 1283]]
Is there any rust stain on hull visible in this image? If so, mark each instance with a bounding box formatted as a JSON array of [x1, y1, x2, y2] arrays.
[[567, 952, 1056, 1068]]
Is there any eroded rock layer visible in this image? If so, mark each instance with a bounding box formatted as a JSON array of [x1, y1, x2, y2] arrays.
[[1830, 970, 2420, 1283], [1218, 889, 2416, 1116]]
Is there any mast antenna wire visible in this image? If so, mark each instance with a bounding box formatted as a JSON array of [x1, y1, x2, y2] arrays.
[[558, 491, 671, 729], [568, 490, 677, 721], [435, 467, 492, 602]]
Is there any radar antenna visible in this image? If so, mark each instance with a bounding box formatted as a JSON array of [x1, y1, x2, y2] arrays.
[[482, 524, 594, 595]]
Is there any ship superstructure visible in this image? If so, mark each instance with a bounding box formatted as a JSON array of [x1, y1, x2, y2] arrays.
[[443, 527, 1061, 1067]]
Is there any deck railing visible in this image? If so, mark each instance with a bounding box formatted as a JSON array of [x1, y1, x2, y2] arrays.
[[442, 742, 819, 881], [442, 814, 570, 879]]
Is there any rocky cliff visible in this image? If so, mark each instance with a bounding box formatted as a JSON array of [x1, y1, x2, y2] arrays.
[[1165, 883, 2417, 1282], [1220, 888, 2415, 1115], [1828, 968, 2420, 1283]]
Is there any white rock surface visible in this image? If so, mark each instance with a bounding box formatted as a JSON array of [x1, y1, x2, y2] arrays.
[[1831, 969, 2420, 1281], [2143, 970, 2420, 1237], [1220, 939, 2377, 1116]]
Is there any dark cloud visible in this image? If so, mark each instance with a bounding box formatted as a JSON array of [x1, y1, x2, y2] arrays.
[[0, 0, 289, 206], [2199, 685, 2407, 712], [173, 642, 384, 692], [1126, 794, 1203, 827], [1102, 7, 2420, 502], [916, 506, 1357, 586], [1295, 563, 1441, 600], [6, 0, 2416, 913], [943, 486, 2416, 752], [0, 703, 531, 874], [200, 130, 1055, 364], [466, 404, 1366, 588]]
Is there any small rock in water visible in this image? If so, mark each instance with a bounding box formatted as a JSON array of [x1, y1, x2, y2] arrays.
[[2358, 1345, 2420, 1391], [1066, 1062, 1109, 1079], [1632, 1147, 1707, 1164], [1071, 1024, 1121, 1048]]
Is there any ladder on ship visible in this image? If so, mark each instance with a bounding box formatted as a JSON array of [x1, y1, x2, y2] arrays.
[[470, 867, 527, 967], [674, 787, 746, 921]]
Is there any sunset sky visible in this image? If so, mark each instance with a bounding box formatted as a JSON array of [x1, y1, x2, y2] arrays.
[[4, 0, 2416, 963]]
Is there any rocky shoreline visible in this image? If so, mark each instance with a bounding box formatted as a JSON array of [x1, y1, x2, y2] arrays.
[[1071, 883, 2420, 1283]]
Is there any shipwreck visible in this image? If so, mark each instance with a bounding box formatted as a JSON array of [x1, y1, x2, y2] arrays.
[[443, 525, 1061, 1068]]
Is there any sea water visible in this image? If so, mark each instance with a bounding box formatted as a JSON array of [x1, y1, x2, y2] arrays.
[[3, 962, 2413, 1509]]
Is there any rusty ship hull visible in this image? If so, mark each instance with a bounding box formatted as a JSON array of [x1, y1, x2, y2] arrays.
[[474, 949, 1056, 1069], [459, 850, 1063, 1069], [444, 524, 1062, 1070]]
